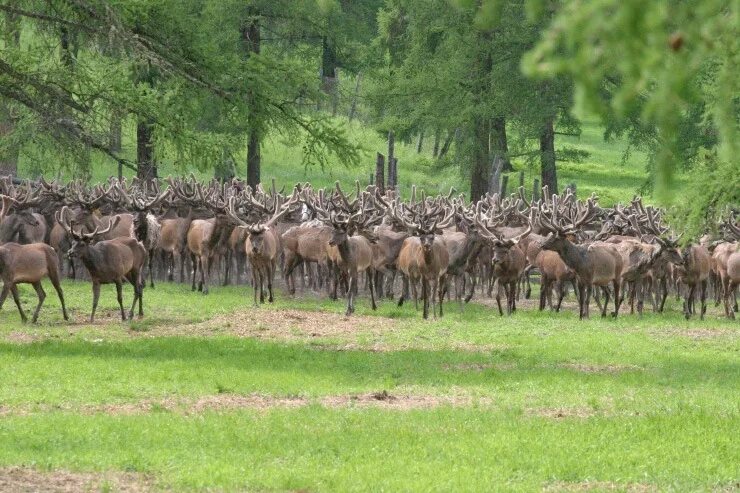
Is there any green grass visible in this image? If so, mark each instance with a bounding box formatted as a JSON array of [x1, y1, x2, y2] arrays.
[[18, 117, 686, 207], [0, 281, 737, 491]]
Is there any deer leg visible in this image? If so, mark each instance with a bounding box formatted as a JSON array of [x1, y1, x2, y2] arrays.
[[613, 279, 621, 318], [368, 268, 377, 311], [259, 268, 266, 303], [191, 254, 198, 291], [411, 278, 419, 311], [525, 265, 532, 299], [115, 280, 126, 321], [421, 278, 429, 320], [125, 272, 139, 319], [539, 276, 548, 311], [659, 278, 668, 313], [464, 272, 476, 303], [684, 284, 695, 319], [267, 263, 275, 303], [10, 284, 27, 323], [556, 280, 567, 312], [0, 283, 10, 310], [700, 280, 707, 320], [148, 250, 155, 289], [30, 282, 46, 323], [48, 269, 69, 321], [397, 275, 407, 307], [200, 256, 208, 294], [90, 282, 101, 323], [495, 282, 503, 316], [345, 274, 354, 316]]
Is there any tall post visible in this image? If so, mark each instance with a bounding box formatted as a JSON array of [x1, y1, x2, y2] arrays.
[[519, 170, 525, 189], [533, 178, 540, 202], [375, 153, 385, 195], [500, 175, 509, 197]]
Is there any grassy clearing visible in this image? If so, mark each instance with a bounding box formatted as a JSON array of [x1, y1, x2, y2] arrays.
[[0, 281, 737, 491]]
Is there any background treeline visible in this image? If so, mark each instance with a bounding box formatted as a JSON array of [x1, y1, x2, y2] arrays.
[[0, 0, 737, 236]]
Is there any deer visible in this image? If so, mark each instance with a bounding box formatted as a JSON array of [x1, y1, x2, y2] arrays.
[[537, 195, 623, 319], [0, 242, 69, 323], [117, 183, 169, 288], [473, 205, 532, 315], [390, 199, 454, 319], [226, 188, 300, 305], [169, 179, 235, 295], [0, 194, 47, 245], [56, 206, 147, 322], [303, 184, 381, 316], [673, 243, 712, 320], [534, 250, 577, 312]]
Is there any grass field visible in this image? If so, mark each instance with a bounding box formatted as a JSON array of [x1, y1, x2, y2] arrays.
[[0, 280, 737, 491]]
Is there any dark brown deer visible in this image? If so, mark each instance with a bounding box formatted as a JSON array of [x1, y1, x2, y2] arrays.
[[535, 250, 577, 312], [56, 207, 147, 322], [473, 208, 531, 315], [0, 242, 69, 323], [226, 189, 300, 305], [537, 197, 623, 319]]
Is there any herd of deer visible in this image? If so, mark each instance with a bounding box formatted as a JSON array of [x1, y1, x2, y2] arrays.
[[0, 176, 737, 324]]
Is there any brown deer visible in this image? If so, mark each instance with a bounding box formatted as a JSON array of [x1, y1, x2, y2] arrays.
[[226, 189, 300, 305], [473, 208, 531, 315], [56, 207, 147, 322], [0, 242, 69, 323], [674, 244, 711, 320], [537, 197, 623, 319], [534, 250, 577, 312], [0, 195, 47, 245], [304, 185, 381, 316], [391, 200, 454, 319]]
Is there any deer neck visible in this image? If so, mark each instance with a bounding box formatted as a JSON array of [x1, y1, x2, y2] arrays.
[[557, 239, 589, 274], [336, 236, 353, 264]]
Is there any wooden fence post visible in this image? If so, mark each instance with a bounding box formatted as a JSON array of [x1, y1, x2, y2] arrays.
[[375, 153, 385, 195], [500, 174, 509, 197], [518, 170, 524, 189], [533, 178, 540, 202]]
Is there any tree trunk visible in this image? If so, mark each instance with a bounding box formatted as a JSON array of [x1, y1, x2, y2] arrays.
[[470, 121, 490, 202], [540, 117, 558, 195], [109, 111, 122, 153], [375, 153, 385, 195], [321, 36, 339, 116], [490, 117, 512, 172], [438, 129, 455, 159], [136, 119, 157, 180], [432, 129, 441, 158], [242, 9, 261, 187], [416, 130, 424, 153], [247, 130, 260, 188], [348, 73, 361, 121], [0, 5, 21, 177]]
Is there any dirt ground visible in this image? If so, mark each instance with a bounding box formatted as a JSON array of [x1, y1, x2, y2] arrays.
[[0, 467, 154, 493]]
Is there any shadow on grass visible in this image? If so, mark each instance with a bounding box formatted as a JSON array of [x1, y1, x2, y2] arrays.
[[1, 336, 736, 391]]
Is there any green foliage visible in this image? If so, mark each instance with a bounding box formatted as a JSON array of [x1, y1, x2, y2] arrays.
[[519, 0, 738, 211]]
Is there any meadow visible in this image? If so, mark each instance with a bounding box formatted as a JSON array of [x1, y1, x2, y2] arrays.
[[0, 280, 737, 491]]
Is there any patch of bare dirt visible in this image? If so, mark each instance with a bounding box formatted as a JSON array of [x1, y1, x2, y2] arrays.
[[526, 407, 599, 419], [557, 363, 643, 373], [650, 327, 738, 340], [0, 467, 155, 493], [5, 332, 38, 343], [543, 480, 657, 492], [178, 308, 400, 341], [442, 362, 516, 371], [1, 392, 495, 416]]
